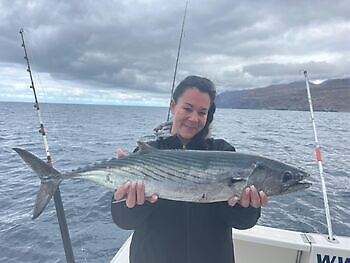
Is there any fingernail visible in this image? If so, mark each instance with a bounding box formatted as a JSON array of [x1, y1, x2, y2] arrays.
[[251, 185, 256, 191], [149, 194, 158, 203], [228, 196, 238, 206], [245, 187, 250, 193], [259, 190, 265, 196]]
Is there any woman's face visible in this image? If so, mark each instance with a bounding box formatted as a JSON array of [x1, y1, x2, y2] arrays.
[[170, 87, 211, 145]]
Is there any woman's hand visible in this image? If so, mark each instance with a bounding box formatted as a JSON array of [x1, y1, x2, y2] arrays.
[[228, 185, 268, 208], [114, 149, 158, 208]]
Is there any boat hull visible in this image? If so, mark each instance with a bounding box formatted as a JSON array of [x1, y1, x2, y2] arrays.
[[111, 225, 350, 263]]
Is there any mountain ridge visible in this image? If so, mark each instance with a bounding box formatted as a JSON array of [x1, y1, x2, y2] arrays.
[[216, 77, 350, 112]]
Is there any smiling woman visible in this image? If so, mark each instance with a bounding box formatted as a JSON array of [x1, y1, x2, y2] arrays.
[[170, 76, 214, 145], [170, 88, 210, 144], [111, 75, 268, 263]]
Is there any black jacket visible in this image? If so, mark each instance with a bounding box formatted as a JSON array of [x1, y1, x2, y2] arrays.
[[111, 135, 260, 263]]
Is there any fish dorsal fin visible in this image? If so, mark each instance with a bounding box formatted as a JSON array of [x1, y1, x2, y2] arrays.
[[137, 141, 158, 154]]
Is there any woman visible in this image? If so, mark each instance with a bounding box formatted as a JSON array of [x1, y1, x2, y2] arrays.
[[111, 75, 268, 263]]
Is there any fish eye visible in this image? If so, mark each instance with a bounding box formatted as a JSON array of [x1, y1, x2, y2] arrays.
[[283, 171, 293, 182]]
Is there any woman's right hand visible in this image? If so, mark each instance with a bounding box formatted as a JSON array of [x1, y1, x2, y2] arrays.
[[114, 149, 158, 208]]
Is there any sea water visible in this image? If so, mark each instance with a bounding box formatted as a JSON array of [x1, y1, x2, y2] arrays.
[[1, 102, 349, 262]]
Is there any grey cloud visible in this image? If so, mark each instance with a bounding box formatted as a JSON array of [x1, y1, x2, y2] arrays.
[[1, 0, 350, 102]]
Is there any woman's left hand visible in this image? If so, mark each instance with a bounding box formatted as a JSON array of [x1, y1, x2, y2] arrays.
[[228, 185, 268, 208]]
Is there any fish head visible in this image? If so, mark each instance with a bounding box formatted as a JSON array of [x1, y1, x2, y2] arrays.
[[245, 161, 311, 196]]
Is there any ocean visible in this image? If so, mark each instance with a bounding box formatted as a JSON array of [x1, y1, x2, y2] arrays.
[[1, 101, 349, 262]]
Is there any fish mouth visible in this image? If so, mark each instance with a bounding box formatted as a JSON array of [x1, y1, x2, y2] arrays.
[[296, 171, 310, 180], [284, 181, 312, 193], [282, 172, 312, 194]]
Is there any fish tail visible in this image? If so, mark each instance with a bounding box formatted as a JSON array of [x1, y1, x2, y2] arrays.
[[13, 148, 62, 219]]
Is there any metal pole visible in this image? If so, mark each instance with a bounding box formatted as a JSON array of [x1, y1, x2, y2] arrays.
[[303, 70, 334, 241], [19, 28, 76, 262], [167, 0, 189, 121]]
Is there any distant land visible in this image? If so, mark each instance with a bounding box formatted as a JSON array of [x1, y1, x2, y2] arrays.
[[216, 78, 350, 112]]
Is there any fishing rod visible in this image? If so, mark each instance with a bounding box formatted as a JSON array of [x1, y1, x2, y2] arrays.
[[303, 70, 335, 242], [166, 0, 188, 121], [19, 28, 76, 262]]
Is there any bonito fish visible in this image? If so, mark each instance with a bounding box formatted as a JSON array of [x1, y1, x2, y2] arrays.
[[13, 142, 311, 219]]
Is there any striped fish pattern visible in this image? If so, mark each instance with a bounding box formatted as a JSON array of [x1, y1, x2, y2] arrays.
[[13, 142, 310, 219]]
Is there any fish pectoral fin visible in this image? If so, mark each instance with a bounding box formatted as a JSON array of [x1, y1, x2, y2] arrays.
[[238, 164, 255, 178], [136, 141, 158, 154], [216, 172, 246, 187], [237, 162, 264, 179], [231, 177, 246, 183], [228, 177, 246, 187]]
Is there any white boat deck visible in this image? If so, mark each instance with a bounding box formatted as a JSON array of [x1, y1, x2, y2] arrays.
[[111, 225, 350, 263]]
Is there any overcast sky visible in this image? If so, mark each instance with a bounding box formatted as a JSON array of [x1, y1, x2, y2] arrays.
[[1, 0, 349, 106]]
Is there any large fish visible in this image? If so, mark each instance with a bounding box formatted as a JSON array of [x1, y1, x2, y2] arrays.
[[13, 142, 311, 219]]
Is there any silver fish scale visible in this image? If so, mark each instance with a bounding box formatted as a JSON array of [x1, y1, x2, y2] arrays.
[[75, 150, 250, 186], [66, 148, 310, 202], [121, 153, 215, 184], [126, 150, 237, 184], [13, 145, 310, 206]]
